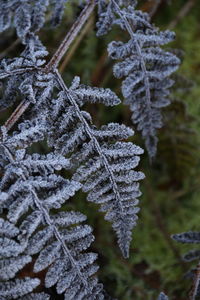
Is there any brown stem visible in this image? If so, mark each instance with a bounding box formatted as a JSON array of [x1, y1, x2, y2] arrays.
[[168, 0, 195, 29], [1, 66, 37, 132], [148, 0, 162, 18], [4, 100, 30, 131], [59, 15, 94, 74], [141, 0, 163, 18], [0, 67, 36, 80], [45, 0, 96, 72]]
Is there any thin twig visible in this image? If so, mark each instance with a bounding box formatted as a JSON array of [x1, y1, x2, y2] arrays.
[[59, 15, 94, 74], [168, 0, 195, 29], [141, 0, 162, 18], [4, 100, 30, 131], [45, 0, 96, 72], [0, 67, 36, 80], [148, 0, 162, 18], [1, 67, 37, 132]]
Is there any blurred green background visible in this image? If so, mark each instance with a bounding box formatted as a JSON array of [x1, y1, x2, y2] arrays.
[[1, 0, 200, 299]]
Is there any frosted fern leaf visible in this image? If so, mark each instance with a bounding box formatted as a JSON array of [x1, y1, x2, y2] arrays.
[[47, 76, 145, 258], [157, 292, 169, 300], [0, 255, 32, 281], [0, 220, 30, 283], [50, 0, 68, 27], [0, 218, 19, 237], [0, 135, 104, 298], [0, 36, 48, 110], [172, 229, 200, 297], [0, 278, 40, 300], [0, 1, 146, 296], [99, 0, 180, 159], [172, 231, 200, 244], [70, 76, 121, 106], [0, 218, 26, 259], [19, 292, 50, 300], [183, 250, 200, 262], [6, 119, 46, 149], [0, 0, 68, 41], [96, 0, 133, 36], [172, 231, 200, 266]]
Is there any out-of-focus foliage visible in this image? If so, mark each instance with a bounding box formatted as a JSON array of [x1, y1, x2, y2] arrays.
[[0, 0, 200, 299]]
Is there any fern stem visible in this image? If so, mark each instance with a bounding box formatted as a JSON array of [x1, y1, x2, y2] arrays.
[[148, 0, 162, 18], [1, 67, 38, 132], [112, 0, 151, 106], [55, 70, 124, 214], [45, 0, 96, 72], [4, 100, 30, 131], [168, 0, 195, 29], [0, 67, 36, 80], [1, 143, 90, 292], [28, 189, 89, 289]]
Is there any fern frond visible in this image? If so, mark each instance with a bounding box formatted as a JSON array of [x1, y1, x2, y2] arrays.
[[47, 73, 145, 258], [99, 0, 180, 159], [172, 231, 200, 300], [0, 134, 104, 298], [0, 1, 146, 296]]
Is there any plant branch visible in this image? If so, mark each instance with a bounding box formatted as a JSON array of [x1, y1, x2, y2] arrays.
[[148, 0, 162, 18], [59, 15, 94, 74], [2, 144, 89, 291], [2, 67, 37, 132], [4, 100, 30, 131], [168, 0, 195, 29], [45, 0, 96, 72], [141, 0, 163, 18], [0, 67, 35, 80]]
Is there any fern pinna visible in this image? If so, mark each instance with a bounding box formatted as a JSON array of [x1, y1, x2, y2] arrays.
[[0, 0, 68, 37], [0, 0, 146, 298], [97, 0, 180, 159], [172, 232, 200, 300], [157, 292, 169, 300]]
